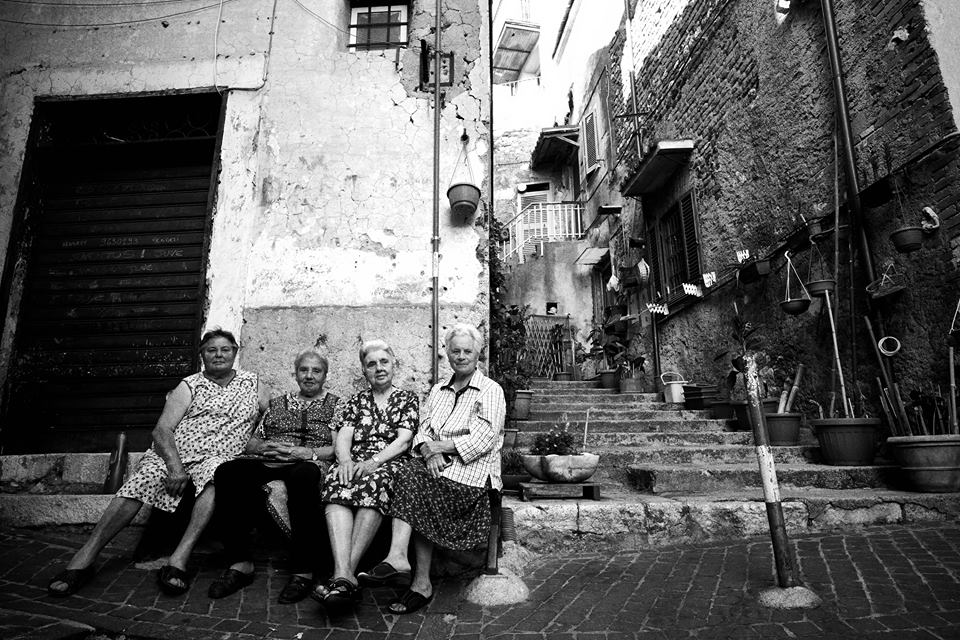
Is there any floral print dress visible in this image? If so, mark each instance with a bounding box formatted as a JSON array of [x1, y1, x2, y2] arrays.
[[319, 387, 418, 512]]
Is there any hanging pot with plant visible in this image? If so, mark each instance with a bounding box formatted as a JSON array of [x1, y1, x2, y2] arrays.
[[890, 226, 924, 253], [805, 239, 836, 297], [446, 135, 480, 217]]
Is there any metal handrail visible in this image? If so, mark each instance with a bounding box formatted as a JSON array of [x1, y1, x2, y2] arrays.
[[501, 202, 584, 262]]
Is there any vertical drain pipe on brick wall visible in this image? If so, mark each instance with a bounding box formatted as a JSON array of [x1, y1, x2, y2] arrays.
[[430, 0, 442, 384]]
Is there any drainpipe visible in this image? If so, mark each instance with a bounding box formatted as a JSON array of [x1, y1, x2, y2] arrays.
[[431, 0, 442, 384], [820, 0, 878, 389], [622, 0, 661, 380]]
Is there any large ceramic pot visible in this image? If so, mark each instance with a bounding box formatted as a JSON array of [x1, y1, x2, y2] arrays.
[[764, 413, 802, 446], [810, 418, 880, 465], [599, 370, 619, 390], [513, 390, 533, 420], [521, 453, 600, 483], [887, 435, 960, 492]]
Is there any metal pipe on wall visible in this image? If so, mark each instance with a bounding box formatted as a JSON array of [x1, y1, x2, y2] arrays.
[[431, 0, 442, 384]]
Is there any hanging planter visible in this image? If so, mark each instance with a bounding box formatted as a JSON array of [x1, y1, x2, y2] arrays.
[[806, 279, 836, 297], [890, 226, 924, 253], [780, 251, 811, 316], [447, 182, 481, 217], [805, 240, 835, 297], [737, 258, 771, 284]]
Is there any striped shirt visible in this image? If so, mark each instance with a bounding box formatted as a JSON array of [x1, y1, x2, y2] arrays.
[[413, 369, 506, 490]]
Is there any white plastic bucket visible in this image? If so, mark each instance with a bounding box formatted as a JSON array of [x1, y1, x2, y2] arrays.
[[661, 372, 687, 403]]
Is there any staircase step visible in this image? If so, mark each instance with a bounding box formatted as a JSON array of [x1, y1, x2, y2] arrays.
[[529, 380, 602, 390], [625, 463, 898, 493], [528, 408, 713, 421], [1, 452, 144, 494], [517, 418, 730, 432], [593, 445, 813, 468], [517, 430, 757, 447], [0, 493, 150, 526], [508, 488, 960, 553]]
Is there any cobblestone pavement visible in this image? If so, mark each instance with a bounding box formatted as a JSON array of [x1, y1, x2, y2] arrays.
[[1, 523, 959, 639]]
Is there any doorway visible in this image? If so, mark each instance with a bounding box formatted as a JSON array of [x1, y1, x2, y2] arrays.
[[1, 93, 225, 453]]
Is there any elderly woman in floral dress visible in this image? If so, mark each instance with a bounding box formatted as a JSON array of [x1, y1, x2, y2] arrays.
[[313, 339, 418, 607], [47, 328, 269, 597]]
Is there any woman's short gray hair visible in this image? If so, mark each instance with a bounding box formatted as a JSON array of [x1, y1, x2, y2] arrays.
[[294, 349, 328, 373], [445, 323, 484, 352], [359, 339, 396, 364]]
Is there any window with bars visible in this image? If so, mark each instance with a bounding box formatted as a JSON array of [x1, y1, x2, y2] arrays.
[[648, 190, 701, 305], [348, 2, 409, 51]]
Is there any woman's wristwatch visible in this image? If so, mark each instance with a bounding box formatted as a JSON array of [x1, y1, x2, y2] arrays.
[[310, 448, 319, 461], [372, 455, 382, 465]]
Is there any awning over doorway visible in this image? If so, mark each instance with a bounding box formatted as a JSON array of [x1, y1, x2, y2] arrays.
[[574, 247, 609, 266], [621, 139, 694, 196], [530, 126, 579, 170]]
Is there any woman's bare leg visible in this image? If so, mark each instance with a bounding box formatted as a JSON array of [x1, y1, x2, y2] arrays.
[[325, 504, 356, 582]]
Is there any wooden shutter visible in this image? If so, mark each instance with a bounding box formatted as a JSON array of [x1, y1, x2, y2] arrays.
[[679, 191, 701, 281], [647, 218, 663, 300], [583, 112, 599, 173]]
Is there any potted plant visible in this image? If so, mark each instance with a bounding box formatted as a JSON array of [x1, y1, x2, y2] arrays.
[[887, 390, 960, 492], [738, 257, 771, 284], [890, 226, 924, 253], [500, 447, 531, 491], [521, 423, 599, 483], [489, 297, 536, 420], [716, 302, 766, 430]]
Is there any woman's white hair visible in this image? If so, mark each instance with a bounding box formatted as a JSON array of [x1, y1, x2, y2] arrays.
[[294, 349, 328, 373], [444, 323, 485, 352], [358, 339, 396, 364]]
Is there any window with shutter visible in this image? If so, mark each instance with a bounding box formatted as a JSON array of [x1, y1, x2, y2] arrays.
[[582, 111, 600, 174], [648, 190, 701, 307]]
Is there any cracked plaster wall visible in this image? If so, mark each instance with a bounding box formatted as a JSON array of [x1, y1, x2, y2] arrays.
[[0, 0, 491, 399]]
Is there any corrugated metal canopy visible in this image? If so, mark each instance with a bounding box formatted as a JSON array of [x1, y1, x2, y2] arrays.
[[574, 247, 609, 266], [493, 20, 540, 84], [621, 140, 695, 196], [530, 126, 579, 170]]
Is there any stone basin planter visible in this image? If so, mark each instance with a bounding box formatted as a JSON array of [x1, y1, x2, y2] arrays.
[[521, 453, 600, 483]]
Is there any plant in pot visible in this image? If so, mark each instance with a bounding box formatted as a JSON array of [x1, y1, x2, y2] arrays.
[[886, 388, 960, 492], [490, 299, 536, 420], [500, 447, 532, 491], [715, 302, 766, 431], [522, 423, 599, 483]]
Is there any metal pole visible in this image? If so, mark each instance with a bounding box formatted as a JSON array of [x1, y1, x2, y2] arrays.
[[431, 0, 442, 384], [745, 353, 800, 589], [820, 0, 876, 285]]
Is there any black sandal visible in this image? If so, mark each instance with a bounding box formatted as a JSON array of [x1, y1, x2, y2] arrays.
[[157, 565, 192, 596], [278, 574, 315, 604], [207, 568, 255, 599], [387, 588, 433, 615], [47, 565, 96, 597], [322, 577, 360, 608]]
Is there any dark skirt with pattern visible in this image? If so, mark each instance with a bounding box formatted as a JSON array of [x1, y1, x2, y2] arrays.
[[320, 458, 406, 512], [387, 458, 490, 550]]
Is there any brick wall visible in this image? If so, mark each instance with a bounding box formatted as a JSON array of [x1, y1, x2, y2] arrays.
[[602, 0, 960, 403]]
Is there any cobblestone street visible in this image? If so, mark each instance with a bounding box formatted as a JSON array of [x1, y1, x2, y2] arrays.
[[2, 523, 959, 639]]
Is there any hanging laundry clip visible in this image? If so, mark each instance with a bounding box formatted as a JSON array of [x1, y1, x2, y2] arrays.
[[702, 271, 717, 288], [736, 249, 751, 263], [682, 283, 704, 297], [646, 302, 669, 316]]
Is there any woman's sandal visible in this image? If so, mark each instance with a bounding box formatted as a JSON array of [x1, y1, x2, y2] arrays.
[[321, 577, 360, 608], [387, 588, 433, 615], [157, 565, 192, 596], [358, 561, 412, 587], [278, 574, 315, 604], [207, 568, 255, 599], [309, 580, 332, 604], [47, 565, 96, 597]]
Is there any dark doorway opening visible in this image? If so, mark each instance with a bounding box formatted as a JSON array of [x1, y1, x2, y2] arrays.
[[1, 92, 225, 453]]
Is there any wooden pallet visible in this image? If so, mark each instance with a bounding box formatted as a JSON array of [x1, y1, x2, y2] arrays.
[[518, 481, 601, 501]]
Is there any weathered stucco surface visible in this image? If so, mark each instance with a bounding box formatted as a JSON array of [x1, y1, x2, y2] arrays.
[[0, 0, 491, 401]]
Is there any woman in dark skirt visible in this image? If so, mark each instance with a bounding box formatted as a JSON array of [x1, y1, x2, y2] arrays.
[[314, 339, 418, 606], [381, 323, 506, 615]]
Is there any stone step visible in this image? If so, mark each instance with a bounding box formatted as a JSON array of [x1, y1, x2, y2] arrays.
[[516, 430, 757, 447], [526, 388, 658, 398], [507, 488, 960, 553], [528, 408, 713, 421], [515, 418, 731, 432], [1, 452, 145, 495], [529, 380, 603, 390], [625, 463, 899, 493], [590, 445, 813, 469]]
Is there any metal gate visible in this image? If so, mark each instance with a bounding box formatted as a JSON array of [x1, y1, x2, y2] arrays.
[[1, 94, 223, 453], [525, 314, 570, 378]]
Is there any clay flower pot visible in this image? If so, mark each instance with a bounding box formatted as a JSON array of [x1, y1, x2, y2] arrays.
[[780, 298, 811, 315], [887, 435, 960, 492], [521, 453, 600, 483], [810, 418, 880, 466], [805, 279, 836, 297], [447, 182, 481, 217], [512, 390, 533, 420], [764, 413, 802, 445], [890, 226, 924, 253]]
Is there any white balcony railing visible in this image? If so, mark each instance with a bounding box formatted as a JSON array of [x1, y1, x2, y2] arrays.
[[501, 202, 583, 263]]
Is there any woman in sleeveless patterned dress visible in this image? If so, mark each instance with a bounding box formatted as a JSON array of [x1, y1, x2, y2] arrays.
[[47, 329, 270, 598]]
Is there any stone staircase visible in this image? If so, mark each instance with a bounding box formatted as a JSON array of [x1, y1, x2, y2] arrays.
[[508, 379, 960, 552]]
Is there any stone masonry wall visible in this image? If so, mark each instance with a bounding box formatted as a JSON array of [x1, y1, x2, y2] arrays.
[[605, 0, 960, 404], [0, 0, 491, 404]]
